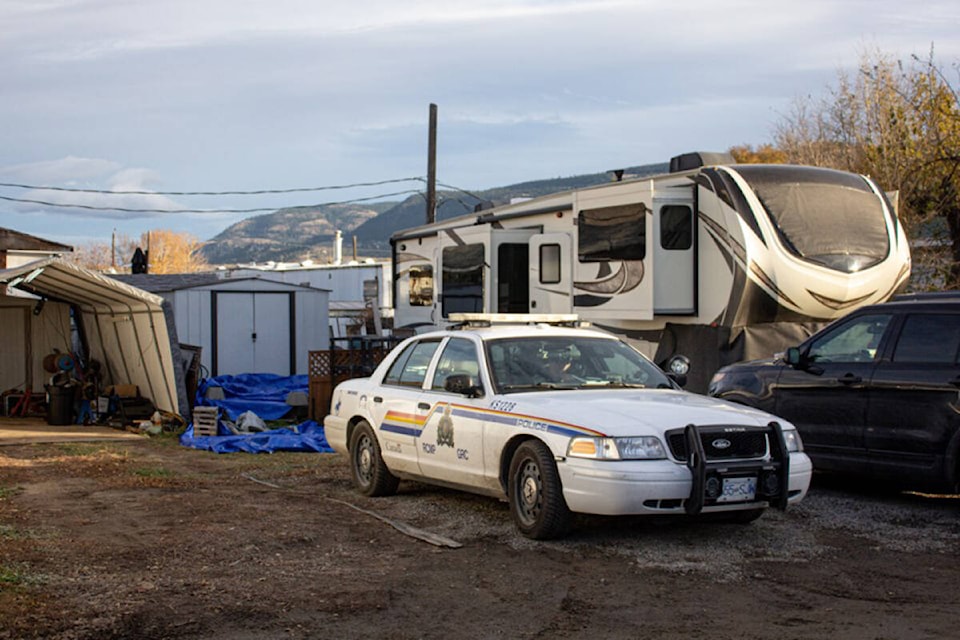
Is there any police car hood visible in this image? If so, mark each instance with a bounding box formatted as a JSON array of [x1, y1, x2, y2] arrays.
[[510, 389, 785, 436]]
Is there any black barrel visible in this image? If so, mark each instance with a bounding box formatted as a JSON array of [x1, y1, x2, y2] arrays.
[[46, 385, 75, 426]]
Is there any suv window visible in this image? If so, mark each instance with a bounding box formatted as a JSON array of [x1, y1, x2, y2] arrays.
[[383, 340, 440, 388], [807, 313, 892, 363], [892, 314, 960, 364]]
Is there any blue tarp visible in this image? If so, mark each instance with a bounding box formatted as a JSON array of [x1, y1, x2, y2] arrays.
[[196, 373, 309, 421], [180, 373, 334, 454], [180, 419, 333, 454]]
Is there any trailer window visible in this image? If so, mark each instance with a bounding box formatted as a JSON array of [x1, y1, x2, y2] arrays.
[[442, 244, 484, 317], [409, 265, 433, 307], [540, 244, 561, 284], [660, 205, 692, 250], [578, 204, 646, 262], [735, 165, 889, 273]]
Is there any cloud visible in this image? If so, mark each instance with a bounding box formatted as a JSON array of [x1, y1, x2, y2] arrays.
[[0, 157, 122, 183], [2, 0, 958, 246], [0, 157, 185, 220]]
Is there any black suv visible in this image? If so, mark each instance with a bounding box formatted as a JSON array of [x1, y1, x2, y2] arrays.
[[708, 293, 960, 493]]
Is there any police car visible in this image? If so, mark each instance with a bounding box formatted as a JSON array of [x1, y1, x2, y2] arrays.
[[324, 315, 812, 539]]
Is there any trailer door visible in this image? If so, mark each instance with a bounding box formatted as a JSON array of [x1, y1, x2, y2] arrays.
[[529, 233, 572, 314], [653, 193, 696, 314]]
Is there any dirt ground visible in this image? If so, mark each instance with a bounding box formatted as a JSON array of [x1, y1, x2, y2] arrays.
[[1, 435, 958, 640]]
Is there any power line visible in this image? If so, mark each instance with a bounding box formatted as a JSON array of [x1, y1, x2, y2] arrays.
[[436, 181, 485, 202], [0, 176, 426, 196], [0, 189, 424, 214]]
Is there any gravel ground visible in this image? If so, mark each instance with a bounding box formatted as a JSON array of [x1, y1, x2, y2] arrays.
[[0, 439, 958, 639]]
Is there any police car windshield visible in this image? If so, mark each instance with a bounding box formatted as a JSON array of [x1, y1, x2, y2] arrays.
[[485, 336, 671, 394]]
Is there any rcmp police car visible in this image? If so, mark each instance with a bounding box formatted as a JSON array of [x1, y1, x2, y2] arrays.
[[324, 315, 812, 539]]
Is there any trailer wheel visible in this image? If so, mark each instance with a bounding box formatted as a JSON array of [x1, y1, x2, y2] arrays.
[[508, 440, 572, 539], [349, 420, 399, 497]]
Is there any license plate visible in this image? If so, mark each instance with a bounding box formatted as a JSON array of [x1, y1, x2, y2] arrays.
[[717, 477, 756, 503]]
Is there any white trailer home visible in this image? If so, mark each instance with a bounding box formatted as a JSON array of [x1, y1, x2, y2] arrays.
[[390, 153, 911, 390]]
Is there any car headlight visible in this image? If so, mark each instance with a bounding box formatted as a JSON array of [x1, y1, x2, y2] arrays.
[[781, 429, 803, 453], [567, 436, 666, 460]]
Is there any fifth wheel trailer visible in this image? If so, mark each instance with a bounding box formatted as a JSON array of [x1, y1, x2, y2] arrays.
[[389, 153, 911, 391]]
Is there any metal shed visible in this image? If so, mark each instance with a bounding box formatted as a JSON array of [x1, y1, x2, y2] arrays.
[[111, 274, 330, 377], [224, 260, 391, 338]]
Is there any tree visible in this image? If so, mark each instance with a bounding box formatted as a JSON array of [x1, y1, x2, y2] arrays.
[[70, 230, 209, 274], [141, 229, 209, 274], [67, 233, 137, 272], [728, 144, 788, 164], [772, 47, 960, 287]]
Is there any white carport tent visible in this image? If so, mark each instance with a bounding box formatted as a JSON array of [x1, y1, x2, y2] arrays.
[[0, 257, 182, 414]]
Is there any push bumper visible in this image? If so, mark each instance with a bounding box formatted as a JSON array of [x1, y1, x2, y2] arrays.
[[557, 428, 811, 517]]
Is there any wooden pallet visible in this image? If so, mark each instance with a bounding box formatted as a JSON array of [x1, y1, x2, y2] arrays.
[[192, 406, 219, 437]]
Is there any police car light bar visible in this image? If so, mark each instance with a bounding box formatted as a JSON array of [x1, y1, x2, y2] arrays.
[[447, 313, 585, 327]]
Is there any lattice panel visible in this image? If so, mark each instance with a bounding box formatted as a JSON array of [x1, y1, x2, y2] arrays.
[[307, 348, 395, 420]]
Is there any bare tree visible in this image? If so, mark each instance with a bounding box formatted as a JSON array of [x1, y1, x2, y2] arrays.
[[70, 230, 209, 274]]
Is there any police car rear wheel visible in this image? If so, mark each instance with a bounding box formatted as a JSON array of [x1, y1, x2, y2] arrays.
[[350, 420, 399, 497], [508, 440, 572, 539]]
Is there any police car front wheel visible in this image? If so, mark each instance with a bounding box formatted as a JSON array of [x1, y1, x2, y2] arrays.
[[508, 440, 572, 540]]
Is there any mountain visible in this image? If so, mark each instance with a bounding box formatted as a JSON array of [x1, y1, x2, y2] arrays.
[[199, 203, 391, 264], [200, 161, 668, 264]]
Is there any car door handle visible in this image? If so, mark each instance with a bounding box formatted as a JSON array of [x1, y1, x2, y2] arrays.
[[418, 402, 431, 411], [373, 396, 383, 403], [837, 373, 862, 385]]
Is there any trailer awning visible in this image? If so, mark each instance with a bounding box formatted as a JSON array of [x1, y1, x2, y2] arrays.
[[0, 257, 181, 414]]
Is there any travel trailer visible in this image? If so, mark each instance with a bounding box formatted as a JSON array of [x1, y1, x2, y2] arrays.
[[390, 153, 911, 390]]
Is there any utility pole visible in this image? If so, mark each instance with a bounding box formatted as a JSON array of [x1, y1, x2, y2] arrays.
[[426, 103, 437, 224]]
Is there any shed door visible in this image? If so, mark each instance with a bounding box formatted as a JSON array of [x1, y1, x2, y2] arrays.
[[214, 292, 294, 376]]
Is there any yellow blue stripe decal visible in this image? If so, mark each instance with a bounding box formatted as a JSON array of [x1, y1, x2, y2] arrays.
[[380, 404, 605, 439]]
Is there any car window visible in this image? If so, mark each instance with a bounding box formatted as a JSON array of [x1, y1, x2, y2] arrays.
[[892, 314, 960, 364], [807, 313, 892, 363], [383, 340, 441, 388], [486, 336, 670, 391], [431, 338, 481, 391]]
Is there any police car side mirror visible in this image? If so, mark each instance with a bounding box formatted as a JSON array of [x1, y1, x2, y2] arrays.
[[666, 372, 687, 388], [444, 374, 484, 398]]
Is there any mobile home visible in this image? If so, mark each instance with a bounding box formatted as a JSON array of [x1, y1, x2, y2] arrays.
[[390, 153, 911, 390]]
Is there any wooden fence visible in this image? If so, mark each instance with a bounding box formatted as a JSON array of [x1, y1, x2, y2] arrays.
[[308, 340, 398, 420]]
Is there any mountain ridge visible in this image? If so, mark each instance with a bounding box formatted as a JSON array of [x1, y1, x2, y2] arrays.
[[199, 161, 668, 264]]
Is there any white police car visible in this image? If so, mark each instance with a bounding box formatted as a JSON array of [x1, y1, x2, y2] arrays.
[[324, 315, 812, 539]]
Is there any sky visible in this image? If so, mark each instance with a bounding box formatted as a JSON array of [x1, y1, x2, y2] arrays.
[[2, 0, 959, 249]]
